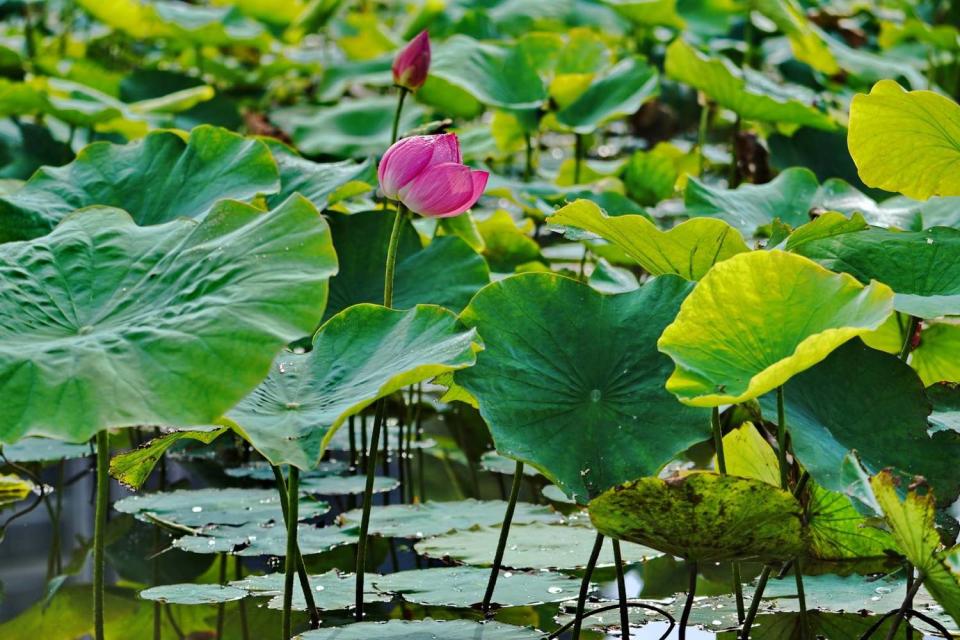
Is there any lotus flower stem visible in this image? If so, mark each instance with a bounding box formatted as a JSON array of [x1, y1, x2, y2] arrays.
[[612, 539, 630, 639], [884, 572, 925, 640], [795, 558, 808, 639], [740, 565, 771, 639], [574, 134, 584, 184], [571, 532, 605, 639], [390, 88, 408, 145], [282, 466, 300, 639], [679, 561, 698, 639], [481, 459, 525, 614], [271, 466, 320, 628], [93, 429, 109, 640]]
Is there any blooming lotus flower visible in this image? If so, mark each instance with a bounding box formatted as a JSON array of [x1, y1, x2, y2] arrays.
[[378, 133, 489, 218], [392, 30, 431, 92]]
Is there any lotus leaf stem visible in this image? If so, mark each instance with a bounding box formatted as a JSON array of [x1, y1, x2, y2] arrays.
[[482, 460, 525, 614]]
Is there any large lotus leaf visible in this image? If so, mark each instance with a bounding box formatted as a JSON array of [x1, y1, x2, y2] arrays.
[[757, 340, 960, 504], [589, 473, 806, 562], [658, 250, 894, 407], [549, 199, 748, 280], [778, 212, 870, 252], [0, 125, 279, 242], [752, 0, 838, 74], [138, 584, 246, 605], [0, 438, 92, 462], [225, 304, 477, 469], [338, 499, 560, 539], [232, 570, 386, 611], [372, 566, 580, 608], [414, 522, 660, 570], [271, 96, 424, 158], [684, 168, 820, 235], [602, 0, 683, 28], [715, 423, 780, 486], [0, 196, 336, 444], [870, 470, 960, 623], [457, 273, 710, 501], [555, 56, 658, 134], [665, 39, 836, 130], [848, 80, 960, 199], [912, 323, 960, 386], [110, 427, 227, 490], [114, 488, 329, 528], [174, 522, 356, 556], [266, 141, 374, 211], [761, 573, 907, 614], [793, 226, 960, 318], [429, 35, 546, 110], [324, 211, 490, 320], [296, 619, 543, 640]]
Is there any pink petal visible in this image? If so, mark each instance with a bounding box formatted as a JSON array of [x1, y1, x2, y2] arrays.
[[399, 163, 488, 218], [378, 134, 463, 199], [392, 30, 431, 91]]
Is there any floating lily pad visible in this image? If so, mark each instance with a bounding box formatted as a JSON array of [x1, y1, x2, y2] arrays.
[[0, 438, 92, 462], [295, 619, 543, 639], [325, 211, 490, 320], [174, 522, 356, 556], [664, 39, 836, 130], [414, 522, 660, 570], [225, 460, 349, 481], [555, 56, 658, 134], [793, 226, 960, 318], [114, 488, 329, 528], [479, 451, 541, 477], [300, 475, 398, 496], [549, 199, 748, 280], [338, 499, 560, 539], [0, 126, 279, 242], [225, 304, 477, 469], [0, 196, 337, 444], [848, 80, 960, 199], [372, 566, 580, 608], [760, 339, 960, 504], [589, 473, 805, 562], [457, 273, 709, 501], [658, 250, 894, 406], [138, 584, 246, 605], [232, 570, 385, 611]]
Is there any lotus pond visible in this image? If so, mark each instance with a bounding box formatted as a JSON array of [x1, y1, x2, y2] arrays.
[[3, 1, 960, 639]]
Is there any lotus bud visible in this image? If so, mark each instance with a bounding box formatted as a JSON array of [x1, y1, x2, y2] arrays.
[[392, 30, 431, 92]]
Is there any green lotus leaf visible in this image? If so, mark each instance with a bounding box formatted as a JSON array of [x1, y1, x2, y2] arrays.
[[110, 427, 227, 490], [295, 619, 543, 640], [225, 304, 477, 469], [232, 570, 386, 611], [174, 522, 356, 556], [429, 35, 546, 110], [414, 521, 660, 570], [272, 96, 424, 158], [870, 470, 960, 623], [658, 250, 894, 406], [479, 451, 541, 477], [751, 0, 838, 74], [806, 484, 896, 561], [1, 438, 92, 462], [715, 423, 780, 485], [549, 199, 748, 280], [0, 125, 280, 242], [138, 584, 246, 605], [588, 258, 640, 293], [721, 612, 920, 639], [0, 195, 336, 444], [848, 80, 960, 199], [589, 473, 806, 562], [475, 210, 543, 273], [266, 141, 374, 211], [325, 211, 490, 320], [371, 566, 580, 608], [314, 55, 393, 102], [603, 0, 683, 28], [758, 340, 960, 503], [665, 39, 836, 130], [338, 499, 560, 539], [778, 211, 869, 252], [0, 120, 72, 181], [225, 460, 349, 481], [555, 56, 658, 134], [912, 323, 960, 385], [457, 272, 709, 501], [793, 226, 960, 318], [114, 488, 329, 528]]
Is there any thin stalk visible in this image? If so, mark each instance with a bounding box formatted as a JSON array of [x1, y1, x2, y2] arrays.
[[884, 573, 925, 640], [612, 540, 630, 639], [905, 567, 915, 640], [390, 88, 408, 145], [271, 466, 320, 629], [217, 554, 227, 638], [741, 566, 771, 639], [397, 419, 406, 503], [898, 316, 919, 361], [236, 561, 250, 640], [733, 563, 745, 624], [776, 386, 788, 489], [713, 408, 745, 623], [481, 460, 525, 613], [93, 430, 109, 640], [697, 97, 710, 177], [679, 562, 698, 640], [354, 401, 387, 619], [282, 467, 300, 639], [729, 117, 742, 187], [571, 533, 605, 640], [795, 559, 808, 640], [574, 134, 584, 184], [415, 384, 425, 503], [523, 132, 534, 182], [348, 416, 357, 470]]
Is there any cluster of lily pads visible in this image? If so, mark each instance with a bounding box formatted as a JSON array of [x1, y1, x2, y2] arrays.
[[3, 1, 960, 639]]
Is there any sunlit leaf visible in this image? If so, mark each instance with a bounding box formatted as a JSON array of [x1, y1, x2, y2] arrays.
[[110, 427, 227, 490]]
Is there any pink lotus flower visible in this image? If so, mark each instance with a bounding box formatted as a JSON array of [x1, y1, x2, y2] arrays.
[[378, 133, 489, 218], [393, 30, 431, 92]]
